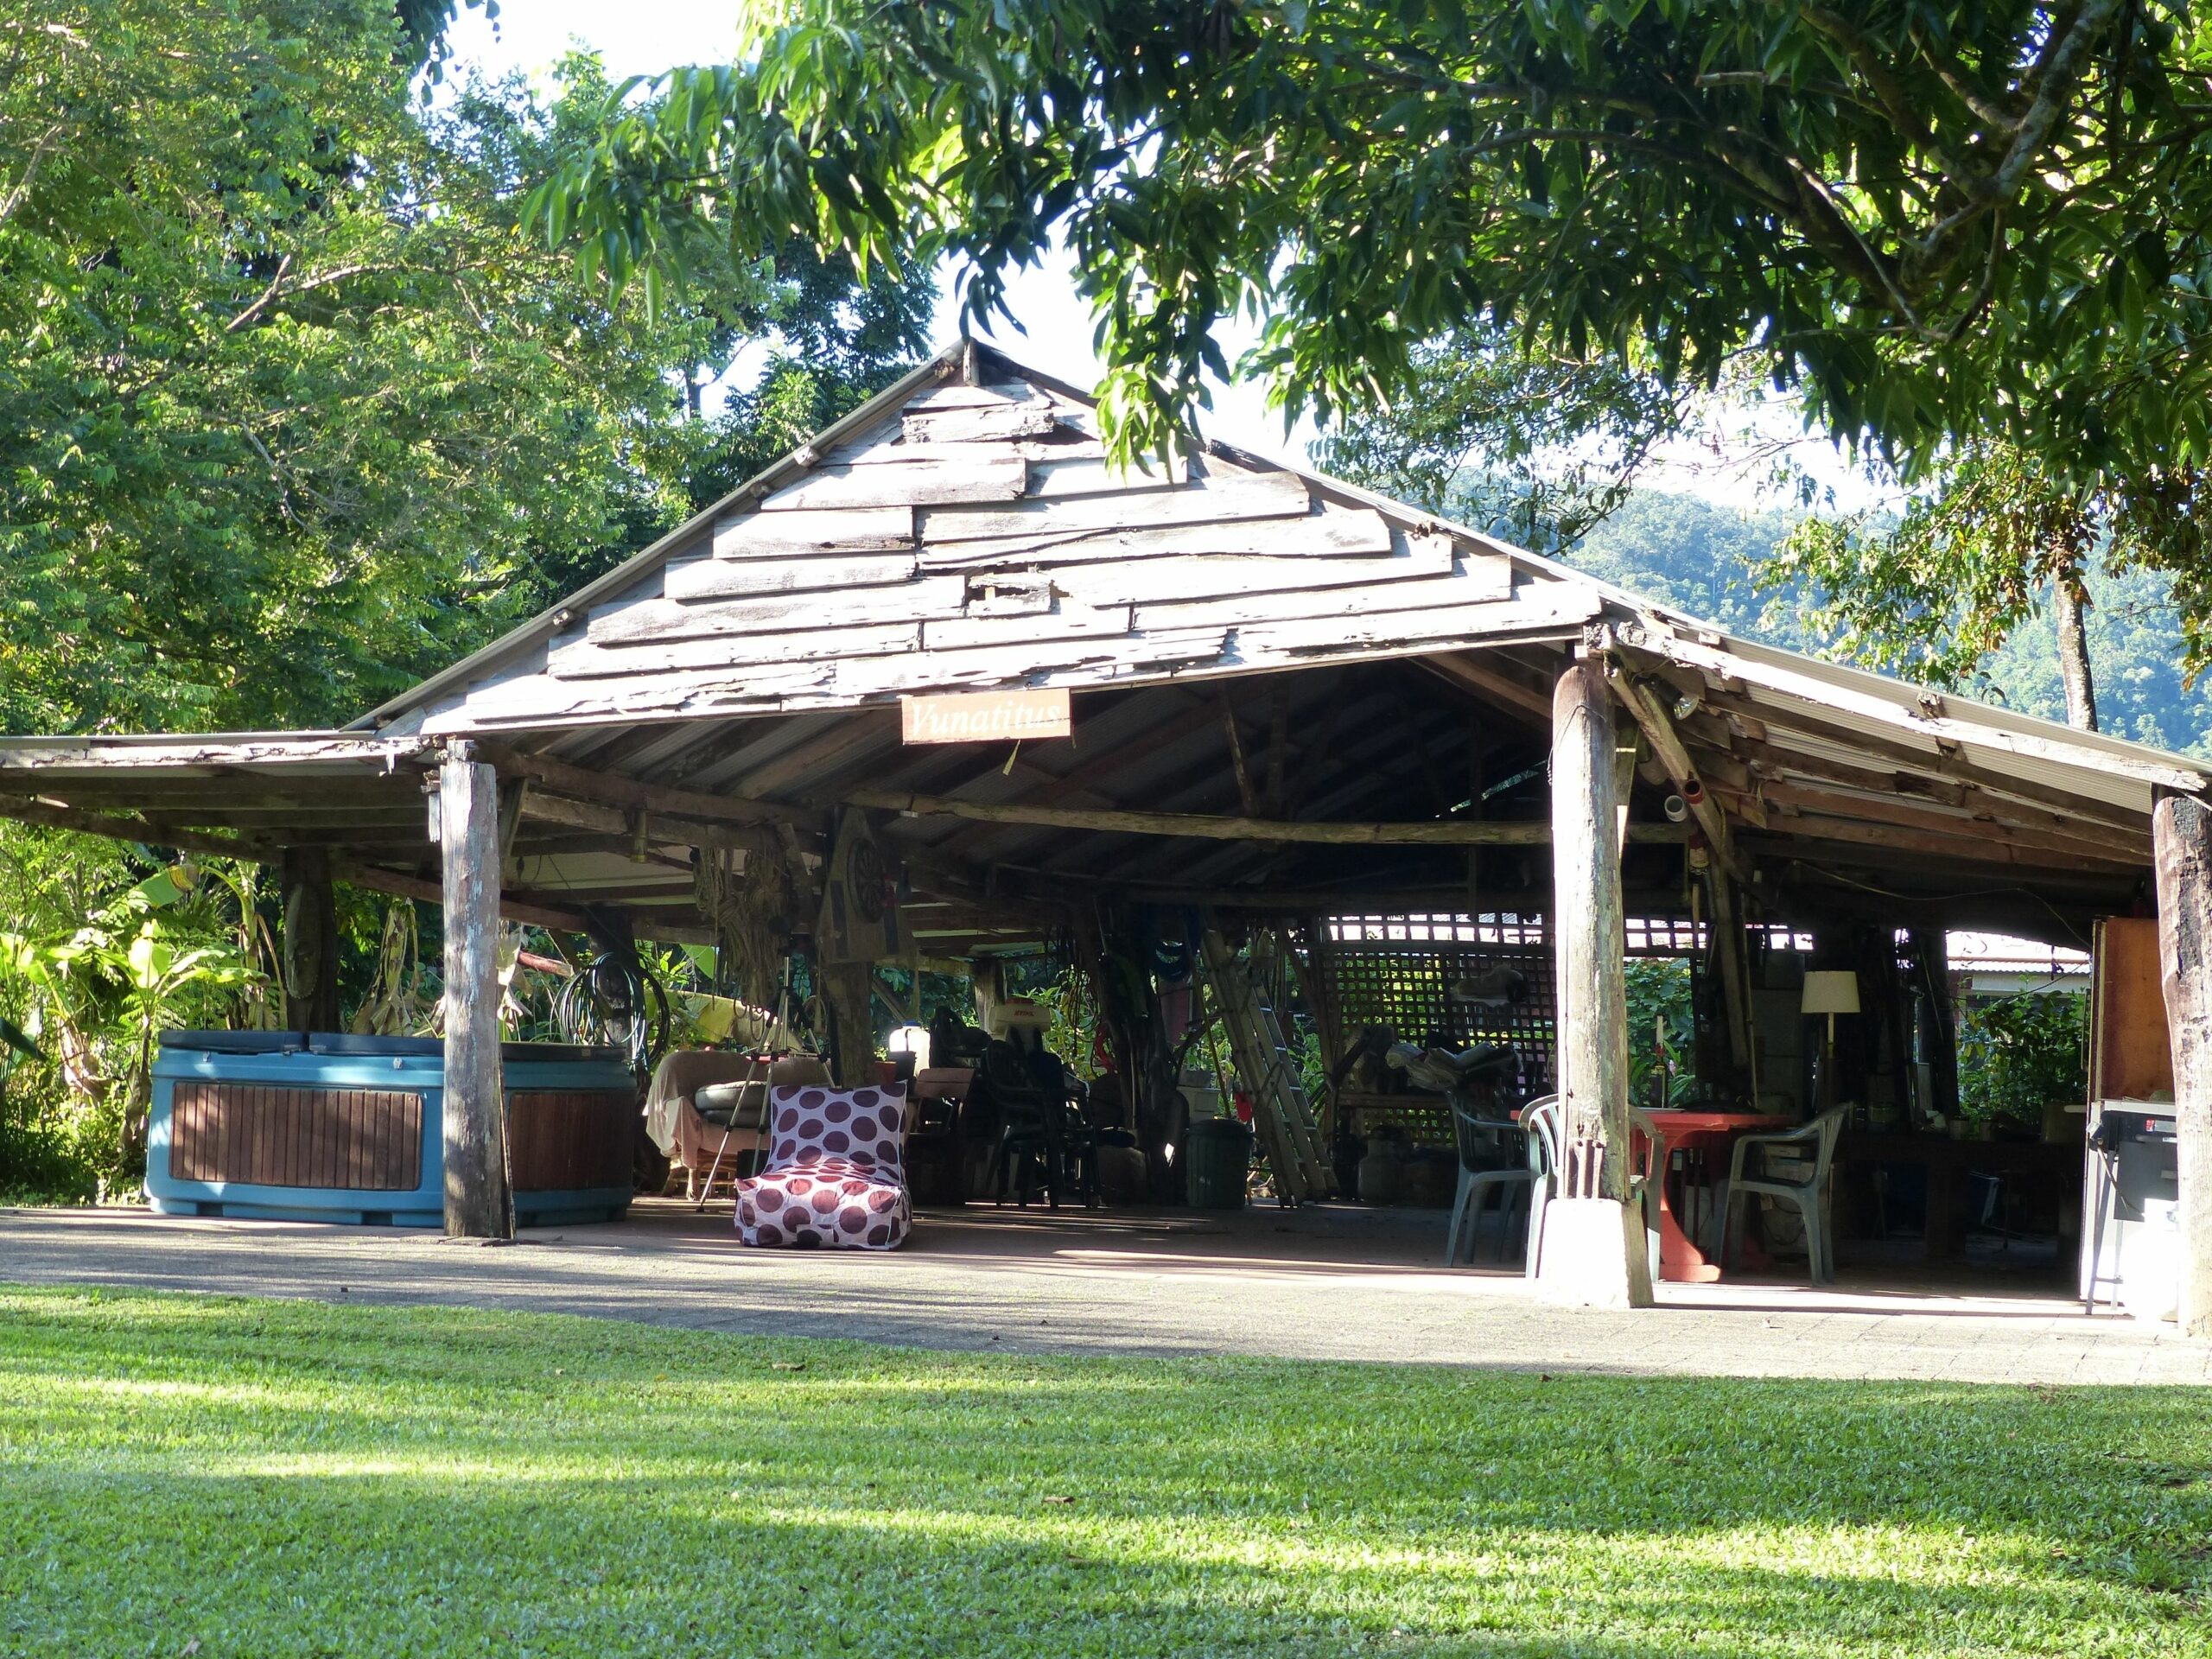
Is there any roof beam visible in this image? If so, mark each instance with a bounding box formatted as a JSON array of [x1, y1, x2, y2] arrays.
[[1421, 649, 1558, 725], [1748, 811, 2145, 873], [1758, 779, 2152, 865], [0, 793, 278, 861], [479, 741, 826, 834], [1608, 664, 1745, 879], [843, 786, 1691, 849]]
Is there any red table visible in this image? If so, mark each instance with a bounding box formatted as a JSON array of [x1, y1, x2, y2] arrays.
[[1635, 1110, 1796, 1282]]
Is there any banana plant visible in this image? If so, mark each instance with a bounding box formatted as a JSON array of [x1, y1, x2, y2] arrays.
[[0, 866, 263, 1169]]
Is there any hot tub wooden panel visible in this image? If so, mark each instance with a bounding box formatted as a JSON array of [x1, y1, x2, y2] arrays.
[[508, 1090, 633, 1193], [169, 1082, 424, 1191]]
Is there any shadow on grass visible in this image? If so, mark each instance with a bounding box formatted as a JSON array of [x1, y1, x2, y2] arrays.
[[0, 1287, 2206, 1657]]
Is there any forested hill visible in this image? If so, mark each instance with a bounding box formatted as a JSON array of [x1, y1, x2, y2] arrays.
[[1558, 491, 2212, 760]]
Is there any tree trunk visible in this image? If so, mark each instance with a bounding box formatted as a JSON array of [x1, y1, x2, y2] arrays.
[[2054, 569, 2099, 733], [279, 845, 340, 1034], [2153, 790, 2212, 1336], [440, 745, 512, 1239], [816, 958, 880, 1086], [1541, 658, 1652, 1307]]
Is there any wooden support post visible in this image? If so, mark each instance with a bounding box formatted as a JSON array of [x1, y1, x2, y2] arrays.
[[439, 744, 512, 1240], [1606, 666, 1758, 1085], [1706, 860, 1756, 1081], [1541, 660, 1654, 1308], [278, 845, 340, 1034], [2153, 790, 2212, 1336]]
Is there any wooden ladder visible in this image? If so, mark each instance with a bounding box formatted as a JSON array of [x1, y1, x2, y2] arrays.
[[1199, 928, 1337, 1205]]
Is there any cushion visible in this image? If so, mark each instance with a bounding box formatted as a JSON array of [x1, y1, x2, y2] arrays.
[[734, 1084, 911, 1250], [692, 1079, 763, 1128]]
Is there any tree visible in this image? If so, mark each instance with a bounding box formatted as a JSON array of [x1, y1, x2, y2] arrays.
[[1312, 327, 1697, 554], [0, 5, 934, 735], [1771, 443, 2118, 729], [535, 2, 2212, 660], [1, 3, 694, 729]]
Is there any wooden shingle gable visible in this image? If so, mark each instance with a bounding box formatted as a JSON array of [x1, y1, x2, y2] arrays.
[[412, 355, 1600, 735]]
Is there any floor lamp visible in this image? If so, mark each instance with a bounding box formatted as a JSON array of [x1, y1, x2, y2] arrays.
[[1802, 970, 1860, 1116]]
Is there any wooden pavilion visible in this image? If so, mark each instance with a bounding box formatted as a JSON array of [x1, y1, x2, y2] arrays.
[[3, 340, 2206, 1315]]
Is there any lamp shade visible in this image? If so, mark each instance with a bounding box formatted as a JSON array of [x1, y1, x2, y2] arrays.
[[1801, 970, 1861, 1016]]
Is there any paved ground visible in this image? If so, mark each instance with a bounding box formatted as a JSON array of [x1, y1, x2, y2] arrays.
[[3, 1199, 2205, 1384]]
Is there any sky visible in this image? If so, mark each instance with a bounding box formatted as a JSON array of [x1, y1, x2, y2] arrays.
[[441, 2, 1878, 508]]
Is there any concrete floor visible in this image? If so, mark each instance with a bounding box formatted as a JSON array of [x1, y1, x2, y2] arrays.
[[3, 1198, 2205, 1385]]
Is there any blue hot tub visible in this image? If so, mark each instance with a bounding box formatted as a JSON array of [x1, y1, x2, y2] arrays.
[[147, 1032, 637, 1226]]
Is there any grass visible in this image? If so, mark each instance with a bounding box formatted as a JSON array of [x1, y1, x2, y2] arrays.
[[0, 1287, 2208, 1657]]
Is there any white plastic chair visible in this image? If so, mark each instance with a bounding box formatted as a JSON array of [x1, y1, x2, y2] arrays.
[[1521, 1096, 1560, 1279], [1445, 1100, 1534, 1265], [1720, 1105, 1851, 1283], [1624, 1107, 1667, 1285], [1522, 1096, 1661, 1281]]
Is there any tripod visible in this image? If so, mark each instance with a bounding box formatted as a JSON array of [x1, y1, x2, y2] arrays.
[[692, 955, 799, 1211]]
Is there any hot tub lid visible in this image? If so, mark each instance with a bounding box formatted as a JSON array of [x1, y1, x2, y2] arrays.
[[306, 1033, 441, 1058], [500, 1043, 628, 1065], [159, 1029, 306, 1054], [302, 1033, 627, 1065]]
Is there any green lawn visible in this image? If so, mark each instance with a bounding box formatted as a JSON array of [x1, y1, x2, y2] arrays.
[[0, 1287, 2206, 1657]]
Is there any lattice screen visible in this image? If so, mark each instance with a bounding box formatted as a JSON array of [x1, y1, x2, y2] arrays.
[[1323, 912, 1560, 1094]]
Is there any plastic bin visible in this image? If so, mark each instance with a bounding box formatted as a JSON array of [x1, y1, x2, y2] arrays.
[[1185, 1116, 1253, 1210]]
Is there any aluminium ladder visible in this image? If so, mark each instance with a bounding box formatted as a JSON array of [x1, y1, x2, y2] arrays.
[[1198, 928, 1337, 1205]]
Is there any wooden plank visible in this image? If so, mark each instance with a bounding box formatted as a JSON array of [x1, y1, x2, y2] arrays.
[[918, 505, 1393, 569], [960, 575, 1052, 617], [1133, 560, 1516, 632], [2098, 916, 2174, 1100], [902, 404, 1061, 444], [924, 601, 1135, 652], [1046, 536, 1461, 609], [760, 455, 1027, 512], [548, 620, 920, 680], [713, 505, 913, 556], [588, 574, 967, 646], [829, 432, 1110, 468], [1027, 454, 1192, 499], [665, 550, 920, 602], [918, 469, 1310, 543], [440, 747, 512, 1238], [830, 632, 1227, 700], [1216, 591, 1599, 664], [0, 734, 426, 773], [2153, 791, 2212, 1336], [903, 381, 1044, 413]]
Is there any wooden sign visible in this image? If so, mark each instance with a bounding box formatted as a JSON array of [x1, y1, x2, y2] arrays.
[[900, 687, 1071, 745]]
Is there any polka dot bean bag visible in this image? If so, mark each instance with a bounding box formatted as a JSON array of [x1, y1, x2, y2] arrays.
[[734, 1084, 911, 1249]]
